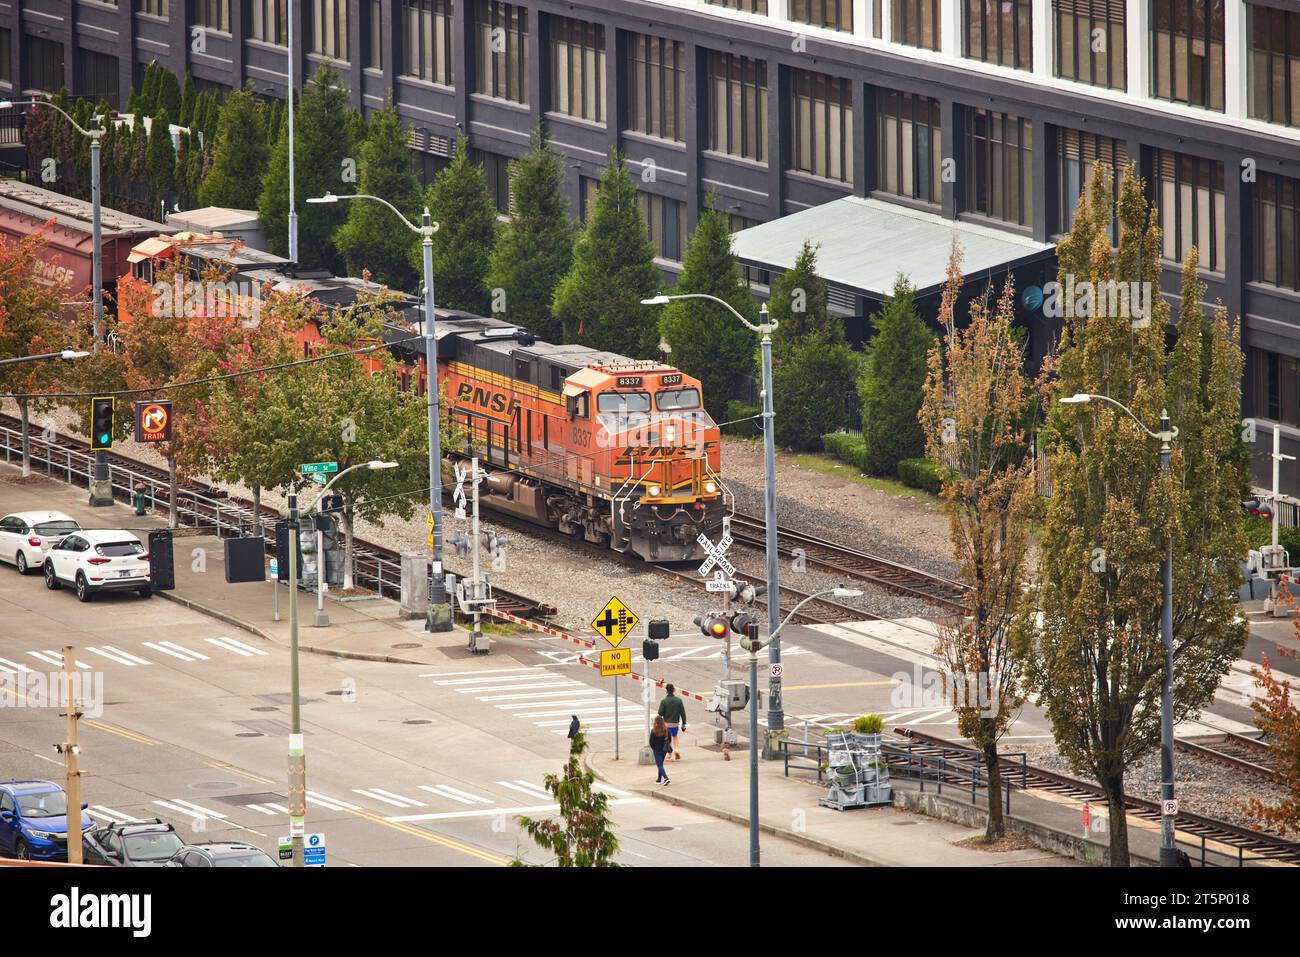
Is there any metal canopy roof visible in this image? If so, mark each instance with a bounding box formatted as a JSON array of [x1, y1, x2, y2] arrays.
[[730, 196, 1055, 299]]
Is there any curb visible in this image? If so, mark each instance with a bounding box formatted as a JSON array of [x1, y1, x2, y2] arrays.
[[156, 589, 428, 665], [583, 753, 889, 867]]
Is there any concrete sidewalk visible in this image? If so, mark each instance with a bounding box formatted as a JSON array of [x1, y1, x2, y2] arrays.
[[586, 736, 1081, 867], [0, 468, 470, 665]]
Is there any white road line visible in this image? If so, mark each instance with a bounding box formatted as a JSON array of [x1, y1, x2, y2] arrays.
[[29, 650, 91, 669], [368, 787, 427, 807], [419, 785, 494, 806], [513, 706, 620, 718], [102, 645, 152, 665], [495, 698, 609, 711], [419, 667, 545, 678], [264, 803, 290, 814], [497, 780, 553, 800], [353, 788, 423, 808], [903, 711, 948, 725], [206, 636, 269, 657], [455, 681, 582, 694], [430, 673, 561, 686], [593, 783, 633, 798], [0, 657, 34, 674], [534, 716, 619, 727], [144, 642, 198, 661], [389, 798, 646, 823], [87, 806, 141, 823], [86, 646, 144, 667], [244, 804, 278, 816], [307, 791, 361, 812], [880, 710, 919, 722], [160, 640, 210, 660], [476, 689, 608, 702], [154, 799, 229, 820]]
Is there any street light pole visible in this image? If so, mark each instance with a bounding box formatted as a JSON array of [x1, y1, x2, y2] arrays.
[[1061, 392, 1180, 866], [287, 493, 305, 868], [305, 460, 397, 628], [305, 193, 451, 629], [287, 6, 298, 264]]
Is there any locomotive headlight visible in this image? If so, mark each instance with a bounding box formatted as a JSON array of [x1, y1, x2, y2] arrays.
[[704, 481, 718, 494], [647, 485, 662, 497], [664, 424, 677, 443]]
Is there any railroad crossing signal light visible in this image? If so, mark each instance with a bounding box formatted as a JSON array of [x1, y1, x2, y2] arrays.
[[1244, 498, 1274, 521], [90, 397, 115, 450], [733, 614, 765, 652], [694, 614, 729, 639]]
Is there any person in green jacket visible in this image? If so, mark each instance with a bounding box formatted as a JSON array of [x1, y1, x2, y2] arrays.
[[657, 684, 687, 761]]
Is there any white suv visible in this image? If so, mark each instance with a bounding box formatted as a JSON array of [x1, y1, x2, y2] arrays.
[[0, 512, 82, 576], [43, 530, 152, 602]]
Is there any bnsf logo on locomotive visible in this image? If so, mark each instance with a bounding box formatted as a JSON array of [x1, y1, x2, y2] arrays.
[[455, 382, 521, 415], [617, 445, 697, 463]]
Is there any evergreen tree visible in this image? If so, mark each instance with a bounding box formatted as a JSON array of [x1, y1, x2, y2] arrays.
[[138, 64, 159, 115], [335, 103, 421, 291], [768, 242, 859, 449], [258, 62, 357, 269], [157, 68, 182, 120], [146, 109, 176, 215], [1018, 165, 1248, 866], [416, 136, 497, 312], [485, 127, 574, 339], [174, 132, 193, 210], [658, 201, 757, 421], [199, 85, 267, 210], [180, 73, 196, 127], [858, 276, 931, 475], [552, 153, 660, 355]]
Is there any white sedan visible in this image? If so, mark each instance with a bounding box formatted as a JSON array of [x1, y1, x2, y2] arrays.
[[43, 529, 152, 602], [0, 511, 82, 576]]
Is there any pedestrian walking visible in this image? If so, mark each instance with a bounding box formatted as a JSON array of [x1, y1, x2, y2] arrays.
[[649, 716, 671, 785], [657, 683, 687, 761], [567, 715, 580, 740]]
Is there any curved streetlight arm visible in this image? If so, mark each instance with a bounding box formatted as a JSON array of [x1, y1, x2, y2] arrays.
[[310, 193, 437, 238], [1068, 393, 1179, 451], [644, 293, 776, 336], [755, 589, 840, 654], [8, 96, 103, 140]]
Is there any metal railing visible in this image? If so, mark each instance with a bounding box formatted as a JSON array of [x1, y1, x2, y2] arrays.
[[886, 739, 1022, 814]]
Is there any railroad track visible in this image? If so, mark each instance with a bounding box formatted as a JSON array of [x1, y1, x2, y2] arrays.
[[728, 512, 968, 613], [0, 414, 556, 621], [894, 727, 1300, 865], [652, 562, 872, 626], [1176, 731, 1284, 785]]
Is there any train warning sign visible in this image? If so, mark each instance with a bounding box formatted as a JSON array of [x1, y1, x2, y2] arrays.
[[600, 647, 632, 677], [134, 400, 172, 443], [591, 596, 639, 648]]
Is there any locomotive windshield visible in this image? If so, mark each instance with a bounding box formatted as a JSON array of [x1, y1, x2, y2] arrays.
[[656, 388, 700, 411], [597, 392, 652, 414]]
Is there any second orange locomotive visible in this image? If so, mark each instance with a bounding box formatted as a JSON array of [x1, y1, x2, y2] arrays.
[[436, 312, 726, 562]]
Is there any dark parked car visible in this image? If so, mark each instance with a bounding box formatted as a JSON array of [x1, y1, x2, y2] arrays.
[[167, 841, 279, 868], [83, 818, 185, 867]]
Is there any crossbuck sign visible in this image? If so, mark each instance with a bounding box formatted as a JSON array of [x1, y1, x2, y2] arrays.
[[697, 532, 735, 578]]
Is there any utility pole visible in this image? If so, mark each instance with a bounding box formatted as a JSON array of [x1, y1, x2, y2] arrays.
[[758, 308, 783, 743], [1157, 409, 1177, 867], [287, 5, 298, 265], [87, 111, 110, 506], [287, 495, 306, 868], [61, 645, 83, 866], [422, 209, 452, 631]]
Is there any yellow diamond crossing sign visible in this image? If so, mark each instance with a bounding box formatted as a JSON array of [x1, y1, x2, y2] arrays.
[[591, 596, 639, 648]]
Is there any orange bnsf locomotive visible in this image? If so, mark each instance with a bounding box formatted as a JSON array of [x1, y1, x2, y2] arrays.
[[434, 312, 726, 562]]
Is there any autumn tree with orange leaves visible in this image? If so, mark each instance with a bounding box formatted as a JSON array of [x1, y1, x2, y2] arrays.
[[1242, 639, 1300, 835]]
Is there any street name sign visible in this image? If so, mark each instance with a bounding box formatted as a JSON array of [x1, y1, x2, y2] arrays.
[[301, 462, 338, 475]]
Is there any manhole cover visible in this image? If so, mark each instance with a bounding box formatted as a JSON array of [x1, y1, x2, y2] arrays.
[[251, 706, 279, 712], [403, 719, 433, 725], [392, 642, 421, 650], [236, 732, 263, 738], [191, 780, 241, 792], [643, 826, 674, 832]]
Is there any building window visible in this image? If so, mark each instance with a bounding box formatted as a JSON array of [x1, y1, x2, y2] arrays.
[[22, 36, 65, 93], [475, 1, 527, 103], [706, 0, 768, 12], [707, 52, 766, 163], [790, 0, 852, 31], [963, 108, 1033, 226], [894, 0, 941, 51], [312, 1, 348, 60], [365, 0, 382, 68], [638, 193, 686, 262], [627, 34, 685, 142], [549, 16, 605, 123], [137, 0, 169, 17], [1248, 5, 1300, 128], [0, 29, 12, 85], [251, 0, 289, 46], [189, 0, 229, 32], [75, 50, 120, 109], [877, 90, 941, 204], [580, 175, 600, 222], [412, 149, 451, 186], [476, 150, 513, 214], [1055, 0, 1126, 89], [1254, 172, 1300, 292], [1151, 0, 1225, 111], [790, 69, 853, 183], [1252, 348, 1300, 426], [1154, 149, 1224, 271], [405, 0, 455, 85], [964, 0, 1032, 70], [1055, 128, 1128, 237]]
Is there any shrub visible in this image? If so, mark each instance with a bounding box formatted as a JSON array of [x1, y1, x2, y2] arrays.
[[724, 400, 761, 438], [822, 431, 868, 472], [854, 714, 884, 734], [897, 457, 943, 494]]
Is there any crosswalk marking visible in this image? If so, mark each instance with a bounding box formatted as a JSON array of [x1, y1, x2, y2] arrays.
[[388, 798, 648, 824], [419, 666, 545, 679], [143, 640, 211, 662], [86, 646, 152, 667], [307, 790, 361, 812], [28, 650, 91, 669], [243, 804, 279, 816], [154, 799, 228, 820], [87, 805, 143, 823], [205, 636, 269, 657], [353, 787, 427, 809], [498, 780, 552, 800], [476, 689, 606, 702], [513, 705, 619, 718], [420, 784, 494, 806], [0, 656, 34, 674], [455, 681, 582, 694], [496, 698, 609, 711], [432, 673, 561, 686]]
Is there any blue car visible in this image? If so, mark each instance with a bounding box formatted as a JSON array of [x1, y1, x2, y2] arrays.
[[0, 780, 94, 861]]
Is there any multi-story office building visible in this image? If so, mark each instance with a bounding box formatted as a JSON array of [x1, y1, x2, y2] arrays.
[[2, 1, 1299, 491]]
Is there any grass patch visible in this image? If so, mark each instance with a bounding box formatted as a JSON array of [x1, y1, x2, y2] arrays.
[[788, 451, 939, 504]]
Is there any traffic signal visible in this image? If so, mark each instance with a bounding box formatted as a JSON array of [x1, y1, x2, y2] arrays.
[[90, 397, 115, 450], [732, 613, 764, 652], [1244, 498, 1275, 521], [694, 613, 729, 639]]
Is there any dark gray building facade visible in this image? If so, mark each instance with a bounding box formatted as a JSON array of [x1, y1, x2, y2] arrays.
[[3, 0, 1300, 492]]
